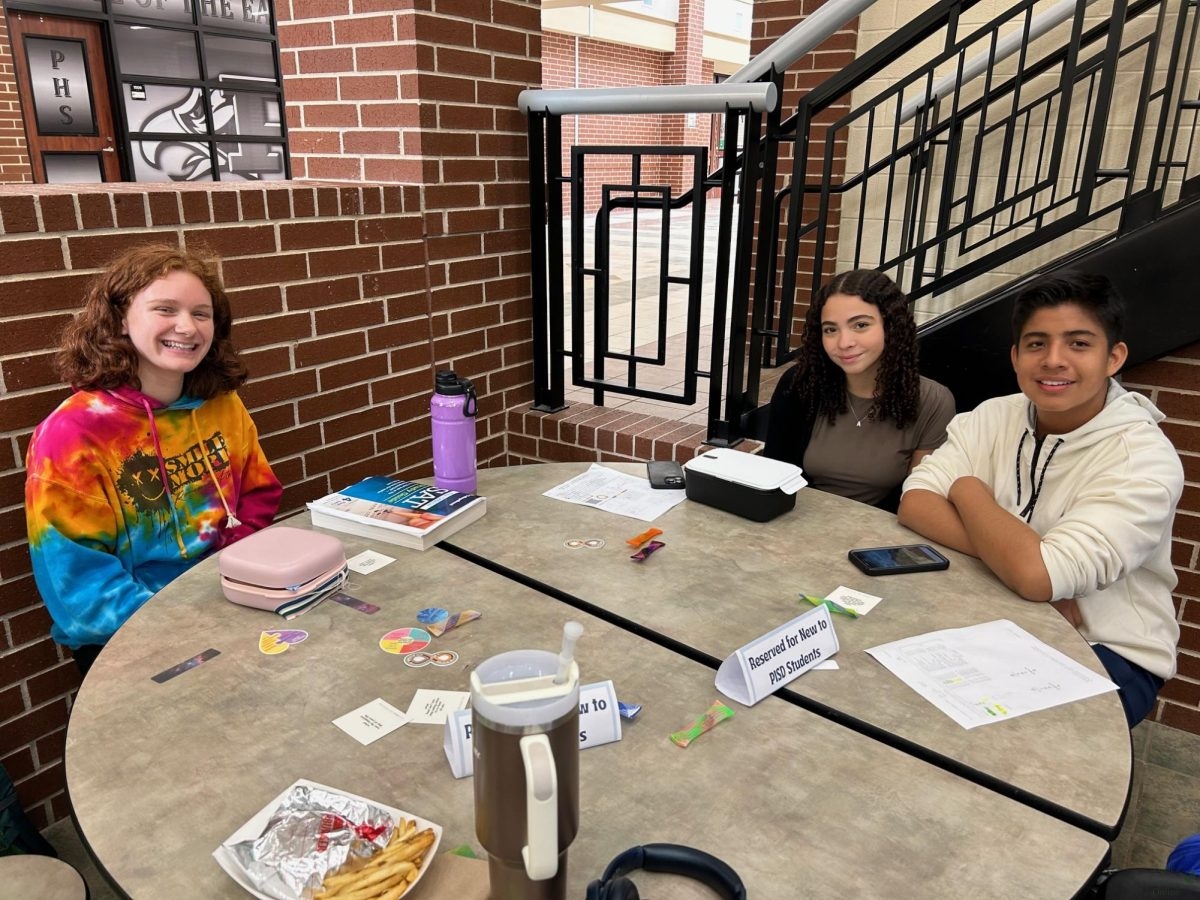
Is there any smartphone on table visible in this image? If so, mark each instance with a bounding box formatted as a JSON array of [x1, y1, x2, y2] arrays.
[[848, 543, 950, 576], [646, 460, 686, 489]]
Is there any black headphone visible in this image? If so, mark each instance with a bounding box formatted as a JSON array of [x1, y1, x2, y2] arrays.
[[585, 843, 746, 900]]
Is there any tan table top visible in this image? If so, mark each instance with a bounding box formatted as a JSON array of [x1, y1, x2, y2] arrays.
[[0, 854, 88, 899], [440, 462, 1132, 837], [66, 516, 1108, 899]]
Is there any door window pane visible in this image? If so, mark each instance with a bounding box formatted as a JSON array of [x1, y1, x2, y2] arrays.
[[210, 88, 279, 137], [26, 38, 96, 135], [131, 139, 215, 181], [204, 34, 276, 84], [44, 154, 103, 183], [216, 141, 284, 180], [124, 84, 206, 135], [114, 25, 199, 79]]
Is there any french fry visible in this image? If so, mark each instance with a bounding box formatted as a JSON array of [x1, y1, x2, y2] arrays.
[[315, 821, 434, 900]]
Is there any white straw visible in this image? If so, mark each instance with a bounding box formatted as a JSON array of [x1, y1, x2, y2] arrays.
[[553, 621, 584, 684]]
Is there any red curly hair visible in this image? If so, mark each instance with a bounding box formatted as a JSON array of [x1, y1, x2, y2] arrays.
[[54, 243, 247, 400]]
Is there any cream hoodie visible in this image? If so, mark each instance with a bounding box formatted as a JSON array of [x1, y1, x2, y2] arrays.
[[903, 380, 1183, 679]]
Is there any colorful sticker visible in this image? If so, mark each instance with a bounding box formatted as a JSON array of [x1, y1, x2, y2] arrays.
[[379, 627, 432, 655], [404, 652, 434, 668], [151, 649, 220, 683], [564, 538, 606, 550], [416, 607, 450, 625], [332, 592, 380, 614], [259, 630, 309, 655], [430, 650, 459, 667], [427, 609, 482, 637]]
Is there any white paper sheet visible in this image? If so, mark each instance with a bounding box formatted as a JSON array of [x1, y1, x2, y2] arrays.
[[543, 464, 688, 522], [406, 689, 470, 725], [332, 698, 408, 745], [866, 619, 1117, 729]]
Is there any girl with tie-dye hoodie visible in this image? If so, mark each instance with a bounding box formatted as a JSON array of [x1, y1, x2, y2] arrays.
[[25, 245, 282, 675]]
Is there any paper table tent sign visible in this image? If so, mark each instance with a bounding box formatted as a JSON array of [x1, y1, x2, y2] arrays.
[[715, 605, 839, 706], [443, 680, 622, 778]]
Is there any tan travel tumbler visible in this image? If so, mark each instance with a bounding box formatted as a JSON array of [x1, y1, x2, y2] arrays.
[[471, 623, 583, 900]]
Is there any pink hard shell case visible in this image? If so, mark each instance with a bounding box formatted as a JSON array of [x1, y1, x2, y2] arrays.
[[218, 526, 347, 611]]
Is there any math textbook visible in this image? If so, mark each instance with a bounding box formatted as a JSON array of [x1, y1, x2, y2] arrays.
[[307, 476, 486, 551]]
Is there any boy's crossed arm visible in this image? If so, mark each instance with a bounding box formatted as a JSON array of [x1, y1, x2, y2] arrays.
[[899, 479, 1053, 602]]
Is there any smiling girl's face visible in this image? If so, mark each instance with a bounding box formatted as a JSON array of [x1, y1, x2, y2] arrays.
[[122, 268, 215, 404], [820, 292, 886, 392]]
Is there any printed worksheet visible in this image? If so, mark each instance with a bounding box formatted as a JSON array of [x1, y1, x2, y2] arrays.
[[866, 619, 1117, 728], [543, 464, 687, 522]]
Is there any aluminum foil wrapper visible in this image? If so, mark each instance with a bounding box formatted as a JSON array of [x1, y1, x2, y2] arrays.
[[227, 784, 395, 899]]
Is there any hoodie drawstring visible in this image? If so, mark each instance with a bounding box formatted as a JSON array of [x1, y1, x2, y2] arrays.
[[191, 408, 241, 530], [139, 396, 189, 558], [1014, 429, 1064, 522], [138, 399, 243, 560]]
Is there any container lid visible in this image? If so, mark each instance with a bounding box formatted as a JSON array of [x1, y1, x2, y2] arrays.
[[217, 526, 346, 589], [683, 448, 807, 495]]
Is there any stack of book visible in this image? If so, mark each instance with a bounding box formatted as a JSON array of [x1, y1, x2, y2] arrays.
[[307, 476, 487, 551]]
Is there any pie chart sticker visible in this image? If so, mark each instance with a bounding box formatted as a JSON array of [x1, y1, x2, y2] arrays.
[[379, 627, 432, 655]]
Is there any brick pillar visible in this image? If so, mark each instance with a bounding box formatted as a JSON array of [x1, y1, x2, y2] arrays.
[[278, 1, 541, 456], [751, 0, 856, 341], [662, 0, 708, 193]]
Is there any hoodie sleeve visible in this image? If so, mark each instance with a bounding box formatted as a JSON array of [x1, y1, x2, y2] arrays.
[[25, 472, 154, 648], [1039, 436, 1183, 601]]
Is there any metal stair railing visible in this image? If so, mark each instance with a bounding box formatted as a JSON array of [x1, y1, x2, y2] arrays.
[[765, 0, 1200, 381], [518, 2, 876, 445]]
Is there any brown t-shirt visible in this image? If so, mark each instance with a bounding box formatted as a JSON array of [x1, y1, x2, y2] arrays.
[[803, 376, 955, 507]]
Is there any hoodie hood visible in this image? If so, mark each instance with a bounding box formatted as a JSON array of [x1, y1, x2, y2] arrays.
[[105, 384, 205, 411], [1015, 380, 1164, 522]]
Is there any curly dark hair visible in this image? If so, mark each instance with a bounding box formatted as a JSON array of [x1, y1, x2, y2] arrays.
[[55, 243, 247, 400], [790, 269, 922, 428]]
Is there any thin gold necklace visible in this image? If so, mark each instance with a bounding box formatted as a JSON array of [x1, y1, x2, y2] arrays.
[[846, 393, 870, 427]]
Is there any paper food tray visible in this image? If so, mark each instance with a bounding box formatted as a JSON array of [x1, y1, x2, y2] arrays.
[[213, 778, 443, 899]]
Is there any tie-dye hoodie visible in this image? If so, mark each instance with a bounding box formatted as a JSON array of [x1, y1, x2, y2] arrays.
[[25, 385, 282, 648]]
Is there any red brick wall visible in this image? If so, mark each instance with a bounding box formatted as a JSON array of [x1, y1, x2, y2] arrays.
[[541, 31, 714, 212], [0, 0, 541, 829], [1124, 352, 1200, 731], [0, 6, 32, 183]]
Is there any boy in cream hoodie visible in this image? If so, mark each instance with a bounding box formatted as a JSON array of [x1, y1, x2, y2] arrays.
[[899, 272, 1183, 726]]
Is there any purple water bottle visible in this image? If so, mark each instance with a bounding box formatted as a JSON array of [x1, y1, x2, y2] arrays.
[[431, 370, 479, 493]]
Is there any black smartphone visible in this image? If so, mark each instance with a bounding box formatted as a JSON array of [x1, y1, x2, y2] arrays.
[[848, 543, 950, 576], [646, 460, 686, 489]]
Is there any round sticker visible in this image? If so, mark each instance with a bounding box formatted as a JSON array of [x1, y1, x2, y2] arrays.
[[430, 650, 459, 667], [416, 607, 449, 625], [403, 652, 433, 668], [563, 539, 585, 549], [379, 627, 432, 655], [583, 539, 606, 550]]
